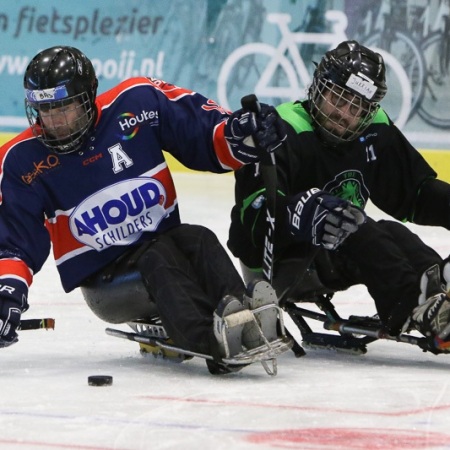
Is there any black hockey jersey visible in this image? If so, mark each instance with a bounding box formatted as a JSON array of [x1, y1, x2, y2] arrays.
[[228, 101, 442, 270]]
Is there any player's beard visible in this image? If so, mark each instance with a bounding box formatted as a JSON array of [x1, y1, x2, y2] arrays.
[[45, 112, 89, 139]]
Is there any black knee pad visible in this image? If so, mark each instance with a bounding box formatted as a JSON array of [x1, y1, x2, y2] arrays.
[[81, 256, 158, 324]]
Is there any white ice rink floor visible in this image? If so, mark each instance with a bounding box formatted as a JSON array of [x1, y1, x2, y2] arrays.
[[2, 172, 450, 450]]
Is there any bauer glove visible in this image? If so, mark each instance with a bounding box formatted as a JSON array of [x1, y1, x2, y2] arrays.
[[0, 281, 29, 348], [224, 103, 286, 164], [287, 188, 366, 250], [0, 297, 25, 348]]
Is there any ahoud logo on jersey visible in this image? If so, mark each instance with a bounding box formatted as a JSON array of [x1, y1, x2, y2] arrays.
[[69, 178, 167, 251], [323, 170, 368, 208]]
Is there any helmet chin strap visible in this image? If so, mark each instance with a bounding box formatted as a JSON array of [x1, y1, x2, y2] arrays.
[[50, 135, 84, 154], [47, 122, 95, 155]]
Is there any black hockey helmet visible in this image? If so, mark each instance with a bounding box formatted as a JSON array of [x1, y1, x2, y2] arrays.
[[308, 40, 387, 145], [24, 46, 98, 154]]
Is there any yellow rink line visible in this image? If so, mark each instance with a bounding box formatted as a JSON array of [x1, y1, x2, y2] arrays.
[[1, 132, 450, 182]]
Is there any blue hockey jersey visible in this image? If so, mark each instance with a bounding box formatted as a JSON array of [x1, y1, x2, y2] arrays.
[[0, 77, 241, 304]]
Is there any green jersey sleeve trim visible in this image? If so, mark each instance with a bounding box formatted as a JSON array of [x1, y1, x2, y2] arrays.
[[240, 189, 266, 250], [241, 188, 266, 223], [276, 102, 314, 134], [372, 108, 389, 125]]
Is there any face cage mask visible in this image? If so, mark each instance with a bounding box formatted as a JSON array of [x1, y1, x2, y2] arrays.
[[309, 78, 379, 145], [25, 91, 94, 154]]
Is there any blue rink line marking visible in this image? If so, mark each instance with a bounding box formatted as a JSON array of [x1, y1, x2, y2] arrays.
[[0, 409, 253, 434], [1, 406, 447, 433]]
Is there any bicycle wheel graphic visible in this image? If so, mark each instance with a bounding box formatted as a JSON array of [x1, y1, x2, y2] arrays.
[[217, 43, 301, 110], [364, 31, 424, 126], [419, 32, 450, 128], [370, 48, 412, 129]]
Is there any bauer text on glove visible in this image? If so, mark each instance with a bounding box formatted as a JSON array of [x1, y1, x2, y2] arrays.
[[287, 188, 366, 250], [224, 104, 287, 164]]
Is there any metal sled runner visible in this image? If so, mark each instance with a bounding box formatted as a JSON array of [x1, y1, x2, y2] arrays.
[[106, 302, 293, 376], [282, 289, 449, 357]]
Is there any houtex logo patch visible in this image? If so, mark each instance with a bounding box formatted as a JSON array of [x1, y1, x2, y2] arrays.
[[117, 110, 159, 140], [69, 177, 167, 250]]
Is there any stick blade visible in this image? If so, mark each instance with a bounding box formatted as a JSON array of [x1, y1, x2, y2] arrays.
[[19, 318, 55, 331]]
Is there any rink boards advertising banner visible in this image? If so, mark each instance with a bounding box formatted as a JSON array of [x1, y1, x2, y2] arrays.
[[1, 0, 450, 150]]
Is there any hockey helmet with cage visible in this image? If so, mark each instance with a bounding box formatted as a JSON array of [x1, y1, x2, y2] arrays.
[[24, 46, 98, 154], [308, 40, 387, 145]]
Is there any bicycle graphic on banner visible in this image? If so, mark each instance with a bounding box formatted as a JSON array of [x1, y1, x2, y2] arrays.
[[218, 10, 412, 130]]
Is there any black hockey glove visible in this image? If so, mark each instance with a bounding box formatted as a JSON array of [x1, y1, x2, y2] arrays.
[[287, 188, 366, 250], [224, 103, 286, 164], [0, 297, 25, 348]]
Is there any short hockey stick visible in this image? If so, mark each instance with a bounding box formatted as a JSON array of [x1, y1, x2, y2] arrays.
[[240, 96, 307, 357], [18, 318, 55, 331], [240, 94, 277, 284]]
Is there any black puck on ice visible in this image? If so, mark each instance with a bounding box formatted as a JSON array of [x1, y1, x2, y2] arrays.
[[88, 375, 113, 386]]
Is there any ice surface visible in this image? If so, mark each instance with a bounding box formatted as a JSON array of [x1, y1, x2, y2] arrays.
[[1, 172, 450, 450]]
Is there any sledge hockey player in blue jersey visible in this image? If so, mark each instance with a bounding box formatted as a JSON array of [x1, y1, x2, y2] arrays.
[[0, 46, 291, 375], [228, 41, 450, 355]]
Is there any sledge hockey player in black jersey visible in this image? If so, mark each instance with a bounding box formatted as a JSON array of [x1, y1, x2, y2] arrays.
[[228, 40, 450, 355], [0, 46, 291, 375]]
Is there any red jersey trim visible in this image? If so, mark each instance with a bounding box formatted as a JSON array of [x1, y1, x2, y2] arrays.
[[0, 259, 33, 286], [213, 121, 243, 171]]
